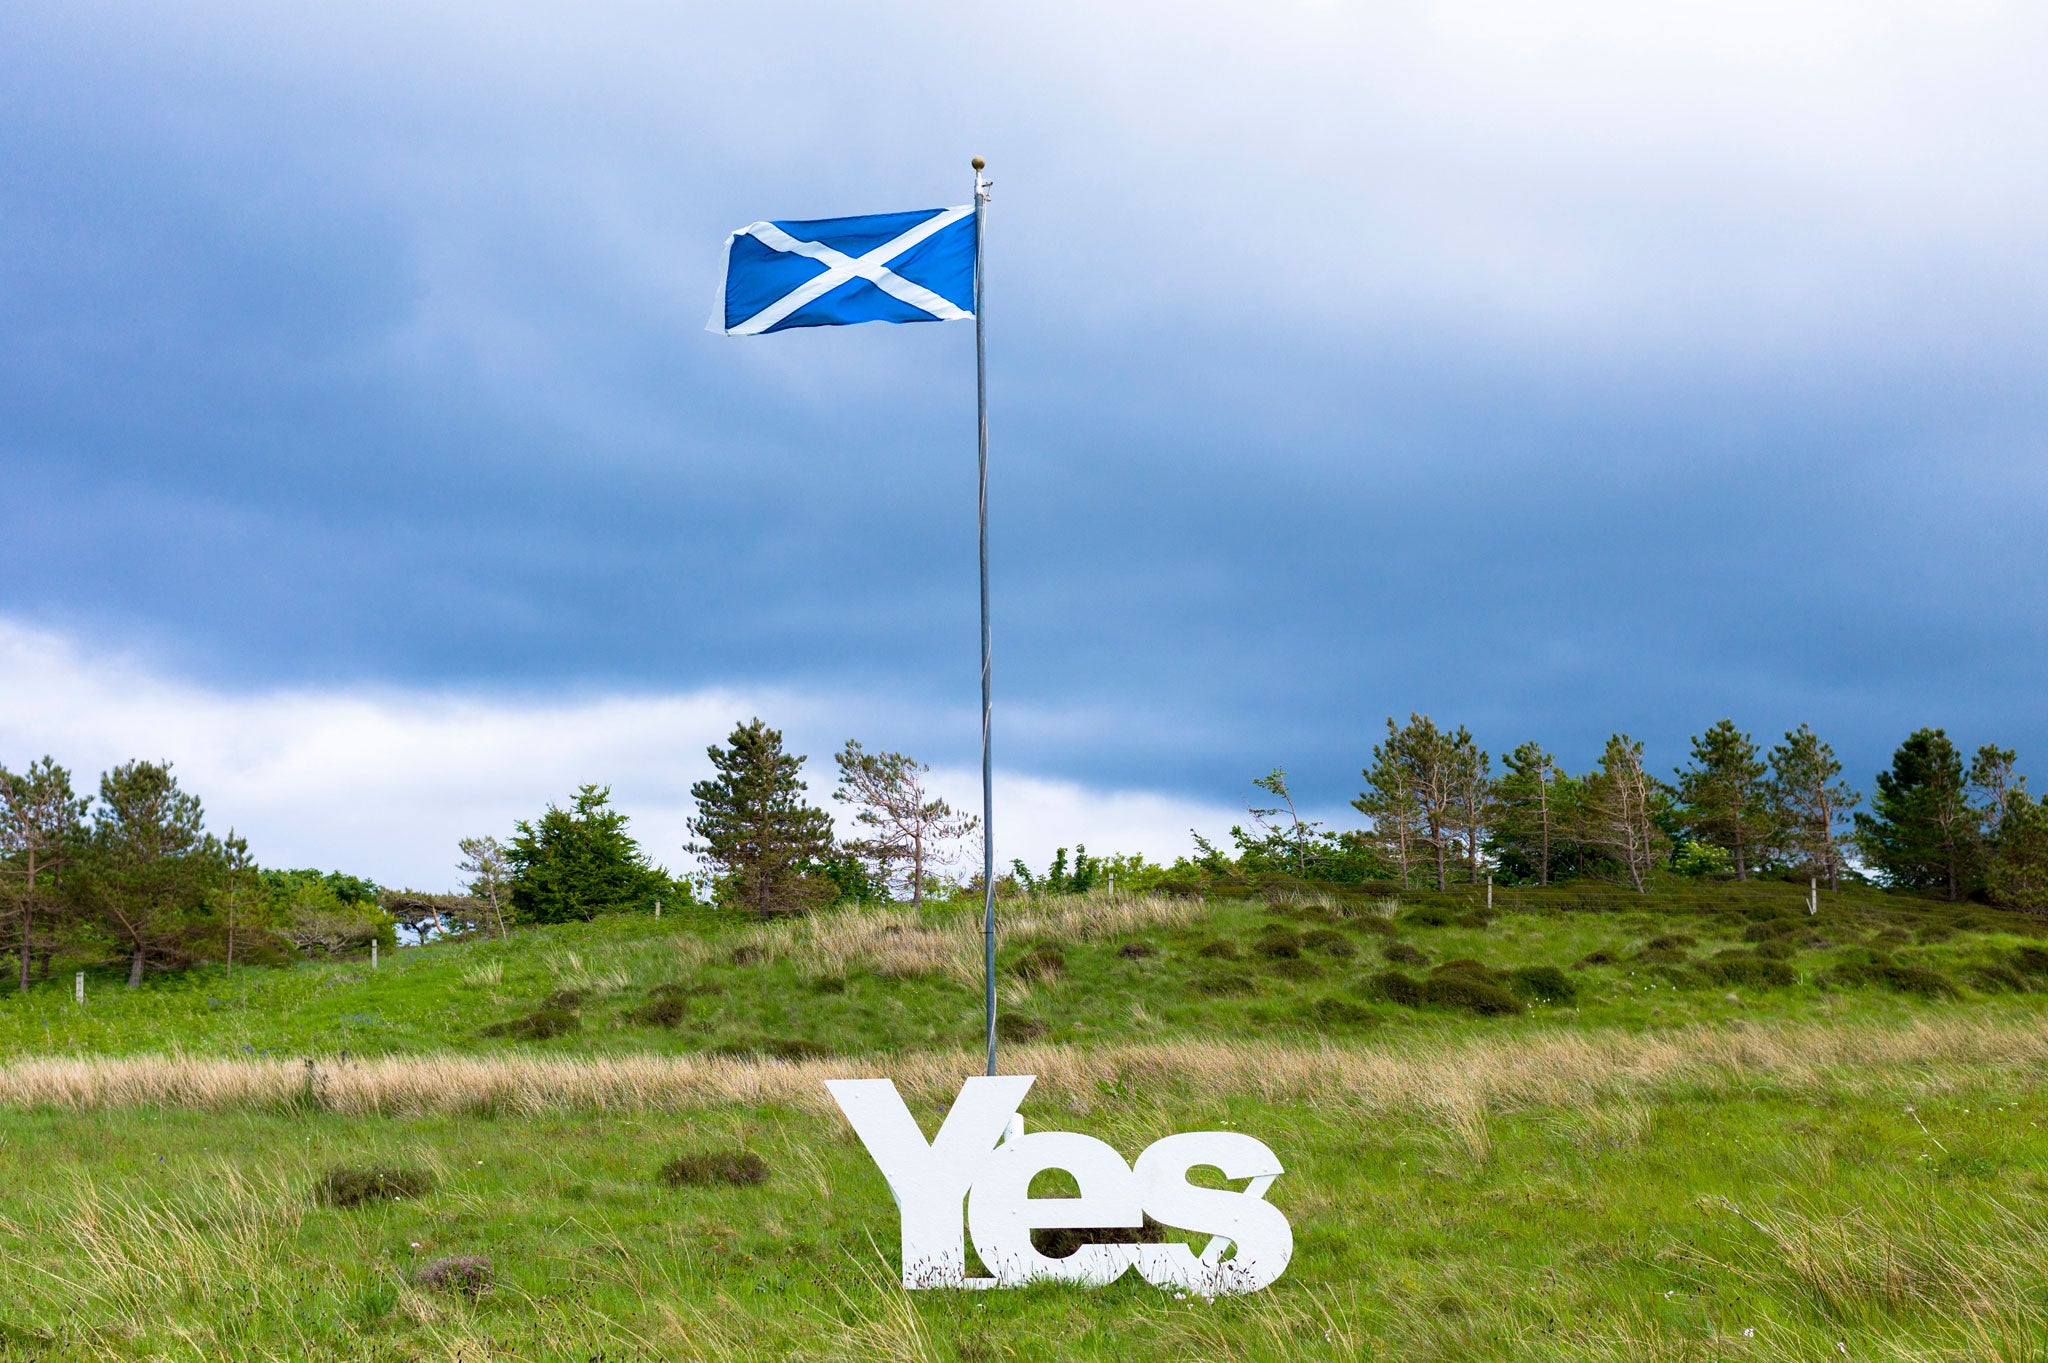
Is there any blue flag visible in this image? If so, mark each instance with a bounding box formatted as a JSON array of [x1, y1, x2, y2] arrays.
[[709, 206, 977, 336]]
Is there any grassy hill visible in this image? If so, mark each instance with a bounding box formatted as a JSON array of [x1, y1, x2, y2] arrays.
[[5, 878, 2045, 1061], [0, 884, 2045, 1359]]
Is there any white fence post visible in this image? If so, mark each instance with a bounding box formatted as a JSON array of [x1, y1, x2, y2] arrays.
[[74, 972, 84, 1005], [371, 940, 379, 970]]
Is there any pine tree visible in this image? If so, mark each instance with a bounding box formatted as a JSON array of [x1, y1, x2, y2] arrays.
[[689, 719, 836, 917], [79, 760, 223, 986], [1365, 715, 1461, 891], [1986, 790, 2048, 911], [0, 757, 89, 992], [833, 742, 976, 908], [507, 785, 668, 924], [1856, 728, 1979, 901], [1674, 720, 1771, 880], [1580, 735, 1665, 893], [1766, 725, 1859, 891], [1353, 746, 1421, 890], [1494, 742, 1561, 886], [1447, 729, 1494, 883]]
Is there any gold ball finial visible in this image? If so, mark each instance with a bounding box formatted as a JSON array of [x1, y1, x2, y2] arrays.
[[971, 156, 986, 171]]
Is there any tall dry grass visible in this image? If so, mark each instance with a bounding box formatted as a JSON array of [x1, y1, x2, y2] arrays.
[[0, 1014, 2040, 1119], [712, 890, 1206, 984]]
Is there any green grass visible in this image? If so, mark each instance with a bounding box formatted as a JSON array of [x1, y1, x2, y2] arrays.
[[1, 882, 2047, 1357], [0, 880, 2042, 1061], [0, 1050, 2045, 1358]]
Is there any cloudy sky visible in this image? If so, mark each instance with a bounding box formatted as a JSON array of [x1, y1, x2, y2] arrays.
[[3, 2, 2044, 887]]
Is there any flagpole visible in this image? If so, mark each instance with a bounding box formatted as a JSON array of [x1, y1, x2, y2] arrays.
[[973, 156, 997, 1077]]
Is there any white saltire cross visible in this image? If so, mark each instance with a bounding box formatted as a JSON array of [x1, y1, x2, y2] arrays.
[[719, 205, 974, 336]]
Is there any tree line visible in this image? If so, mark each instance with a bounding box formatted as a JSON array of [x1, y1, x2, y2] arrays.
[[1322, 717, 2042, 906], [10, 716, 2043, 988], [0, 757, 393, 988]]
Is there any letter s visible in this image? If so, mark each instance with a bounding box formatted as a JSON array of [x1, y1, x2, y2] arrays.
[[1132, 1131, 1292, 1295]]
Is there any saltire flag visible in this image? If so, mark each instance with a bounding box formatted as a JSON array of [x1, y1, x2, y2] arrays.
[[708, 206, 977, 336]]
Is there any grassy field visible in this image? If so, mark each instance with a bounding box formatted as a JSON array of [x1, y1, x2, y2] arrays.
[[2, 883, 2047, 1358]]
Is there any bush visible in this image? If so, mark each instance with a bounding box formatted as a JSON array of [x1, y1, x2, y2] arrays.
[[1574, 950, 1618, 968], [1634, 947, 1691, 966], [996, 1015, 1048, 1042], [1008, 944, 1067, 980], [482, 1003, 581, 1040], [1742, 918, 1803, 943], [1382, 942, 1429, 967], [1696, 957, 1799, 989], [414, 1256, 491, 1297], [1507, 965, 1577, 1003], [1425, 967, 1523, 1016], [1254, 929, 1303, 960], [1300, 928, 1356, 958], [1644, 933, 1696, 951], [1967, 963, 2032, 993], [1824, 958, 1957, 999], [1304, 996, 1373, 1026], [1269, 957, 1324, 980], [1401, 906, 1456, 929], [1363, 970, 1426, 1007], [1116, 941, 1158, 960], [1751, 938, 1800, 960], [2012, 945, 2048, 977], [711, 1037, 832, 1061], [630, 994, 690, 1027], [660, 1151, 769, 1188], [1195, 939, 1240, 960], [318, 1165, 434, 1208]]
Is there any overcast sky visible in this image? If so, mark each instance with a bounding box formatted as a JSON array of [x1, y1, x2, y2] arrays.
[[3, 2, 2044, 887]]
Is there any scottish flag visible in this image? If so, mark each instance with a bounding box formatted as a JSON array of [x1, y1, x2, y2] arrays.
[[709, 206, 977, 336]]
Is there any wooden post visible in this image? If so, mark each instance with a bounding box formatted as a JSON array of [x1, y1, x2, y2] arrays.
[[74, 971, 84, 1005], [654, 898, 662, 919], [371, 940, 379, 970], [1486, 875, 1493, 912]]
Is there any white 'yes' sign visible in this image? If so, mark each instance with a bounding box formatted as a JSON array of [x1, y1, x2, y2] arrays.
[[825, 1074, 1291, 1295]]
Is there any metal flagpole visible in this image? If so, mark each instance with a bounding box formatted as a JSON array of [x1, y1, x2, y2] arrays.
[[973, 156, 997, 1077]]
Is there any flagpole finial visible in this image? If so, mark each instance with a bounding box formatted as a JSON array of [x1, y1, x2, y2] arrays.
[[971, 156, 986, 171]]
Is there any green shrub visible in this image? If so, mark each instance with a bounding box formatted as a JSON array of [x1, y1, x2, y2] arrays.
[[1383, 941, 1429, 967], [1254, 929, 1303, 960], [1742, 918, 1803, 943], [1967, 963, 2031, 993], [1116, 941, 1158, 960], [1300, 928, 1355, 957], [660, 1151, 769, 1188], [318, 1165, 434, 1208], [1634, 947, 1691, 966], [1644, 933, 1696, 952], [1363, 970, 1426, 1007], [1304, 996, 1373, 1026], [2012, 945, 2048, 977], [1751, 938, 1800, 961], [1825, 958, 1957, 999], [1400, 905, 1455, 929], [1424, 970, 1523, 1016], [1195, 939, 1240, 960], [482, 1004, 581, 1040], [1507, 965, 1577, 1003], [1269, 957, 1324, 980], [1574, 949, 1618, 968], [1696, 958, 1798, 989], [711, 1037, 832, 1062], [1009, 944, 1067, 980], [996, 1015, 1048, 1042]]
